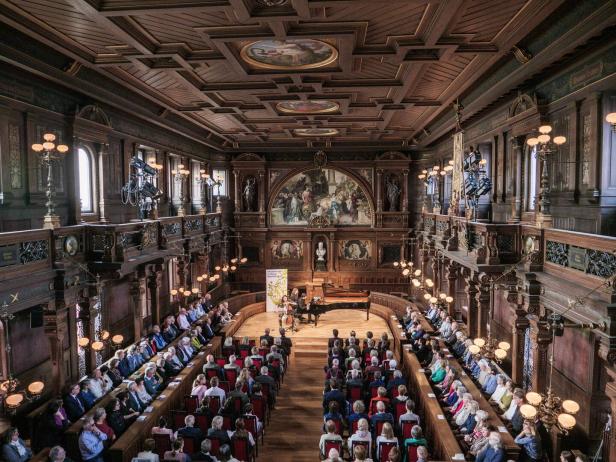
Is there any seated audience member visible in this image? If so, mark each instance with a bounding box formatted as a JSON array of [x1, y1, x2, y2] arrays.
[[347, 400, 368, 429], [497, 380, 514, 411], [468, 424, 492, 456], [368, 371, 385, 390], [453, 397, 476, 427], [375, 422, 399, 460], [260, 328, 274, 347], [164, 352, 183, 375], [323, 402, 344, 430], [191, 439, 217, 462], [217, 444, 238, 462], [204, 377, 226, 403], [163, 438, 190, 462], [387, 446, 401, 462], [430, 359, 447, 383], [106, 360, 124, 387], [144, 366, 161, 396], [319, 420, 343, 459], [177, 337, 194, 363], [325, 358, 345, 383], [115, 350, 131, 377], [369, 401, 394, 438], [136, 438, 159, 462], [48, 446, 72, 462], [2, 428, 32, 462], [231, 418, 255, 448], [457, 401, 480, 434], [64, 383, 86, 421], [489, 375, 507, 402], [36, 401, 70, 450], [118, 391, 140, 423], [225, 380, 250, 413], [224, 355, 241, 372], [93, 407, 115, 443], [78, 417, 107, 462], [403, 425, 428, 452], [399, 399, 420, 428], [207, 416, 231, 445], [255, 366, 277, 401], [243, 403, 263, 434], [135, 378, 153, 405], [177, 415, 204, 443], [352, 444, 372, 462], [476, 432, 506, 462], [126, 345, 144, 370], [203, 355, 220, 372], [416, 446, 428, 462], [150, 325, 167, 350], [482, 369, 498, 395], [127, 381, 147, 413], [191, 331, 203, 351], [191, 374, 208, 403], [105, 399, 128, 436], [78, 380, 97, 411], [514, 421, 543, 462], [503, 389, 525, 433], [89, 369, 110, 399], [368, 387, 391, 417], [152, 417, 174, 440], [177, 308, 191, 330], [140, 340, 155, 360], [323, 380, 346, 416], [386, 370, 405, 392], [347, 418, 372, 457]]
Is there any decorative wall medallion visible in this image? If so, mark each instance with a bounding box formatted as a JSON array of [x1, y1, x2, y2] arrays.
[[339, 240, 371, 260], [240, 39, 338, 70], [271, 240, 303, 260], [64, 235, 79, 256], [276, 100, 339, 114], [294, 128, 339, 137]]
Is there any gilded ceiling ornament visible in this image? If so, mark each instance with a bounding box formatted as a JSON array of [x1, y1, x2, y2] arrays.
[[257, 0, 288, 5]]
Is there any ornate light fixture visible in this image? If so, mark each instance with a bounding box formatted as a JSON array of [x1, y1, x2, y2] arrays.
[[31, 133, 69, 229], [519, 325, 579, 433], [171, 164, 190, 217], [418, 166, 442, 213], [467, 336, 510, 363], [526, 125, 566, 228], [606, 112, 616, 132], [0, 302, 45, 412]]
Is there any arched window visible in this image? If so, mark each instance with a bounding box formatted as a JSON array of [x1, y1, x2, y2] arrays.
[[78, 148, 94, 213]]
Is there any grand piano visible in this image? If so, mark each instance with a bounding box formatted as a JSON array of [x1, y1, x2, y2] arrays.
[[297, 283, 370, 327]]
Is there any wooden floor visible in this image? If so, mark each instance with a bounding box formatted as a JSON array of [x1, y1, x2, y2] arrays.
[[234, 308, 393, 461]]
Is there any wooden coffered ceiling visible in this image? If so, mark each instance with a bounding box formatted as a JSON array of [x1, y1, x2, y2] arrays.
[[0, 0, 579, 152]]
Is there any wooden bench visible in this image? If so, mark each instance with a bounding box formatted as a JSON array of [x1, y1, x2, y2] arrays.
[[29, 447, 50, 462]]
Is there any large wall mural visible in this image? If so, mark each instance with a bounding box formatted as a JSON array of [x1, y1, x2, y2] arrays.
[[270, 168, 373, 226]]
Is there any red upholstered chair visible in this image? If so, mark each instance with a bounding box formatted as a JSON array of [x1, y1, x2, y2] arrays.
[[243, 414, 262, 456], [231, 436, 254, 462], [206, 368, 220, 380], [378, 442, 397, 462], [375, 420, 387, 438], [258, 347, 268, 357], [194, 414, 209, 432], [250, 395, 268, 424], [350, 440, 369, 459], [216, 357, 227, 367], [222, 414, 233, 431], [370, 385, 380, 398], [209, 395, 221, 414], [351, 419, 359, 434], [184, 395, 199, 413], [219, 381, 230, 393], [153, 433, 171, 458], [391, 386, 401, 399], [224, 368, 238, 384], [209, 437, 221, 456], [239, 349, 249, 359], [347, 384, 363, 402], [252, 358, 262, 369], [171, 410, 188, 429], [330, 418, 343, 435], [181, 436, 197, 455], [235, 358, 244, 368], [401, 420, 416, 440], [394, 401, 407, 421], [323, 440, 343, 459], [406, 444, 419, 462]]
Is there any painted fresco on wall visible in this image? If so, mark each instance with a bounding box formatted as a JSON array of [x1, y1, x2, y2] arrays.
[[339, 240, 371, 260], [270, 168, 372, 226], [271, 239, 303, 260]]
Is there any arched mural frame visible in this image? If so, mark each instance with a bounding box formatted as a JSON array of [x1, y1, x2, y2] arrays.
[[267, 165, 375, 228]]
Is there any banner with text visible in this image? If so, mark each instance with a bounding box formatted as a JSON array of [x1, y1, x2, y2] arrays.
[[266, 269, 288, 312]]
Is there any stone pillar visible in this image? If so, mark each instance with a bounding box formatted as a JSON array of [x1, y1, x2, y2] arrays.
[[148, 265, 163, 326], [233, 170, 241, 212], [464, 271, 479, 338], [130, 271, 147, 341], [476, 273, 492, 338], [376, 169, 383, 212], [44, 302, 69, 396], [402, 169, 409, 212], [258, 170, 265, 213]]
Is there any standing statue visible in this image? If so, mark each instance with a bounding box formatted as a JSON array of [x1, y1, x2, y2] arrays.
[[315, 241, 327, 271], [386, 176, 401, 212], [243, 177, 256, 212]]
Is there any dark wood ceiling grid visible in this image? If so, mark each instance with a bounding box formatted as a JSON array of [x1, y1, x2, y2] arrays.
[[2, 0, 598, 152]]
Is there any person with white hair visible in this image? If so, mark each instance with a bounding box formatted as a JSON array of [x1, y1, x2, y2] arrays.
[[207, 416, 231, 445], [325, 448, 343, 462], [476, 431, 506, 462], [177, 308, 191, 330], [224, 354, 241, 372], [176, 414, 204, 442], [167, 347, 184, 368], [489, 375, 508, 403], [347, 418, 372, 456]]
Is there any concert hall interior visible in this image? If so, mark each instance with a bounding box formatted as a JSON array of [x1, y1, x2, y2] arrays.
[[0, 1, 616, 462]]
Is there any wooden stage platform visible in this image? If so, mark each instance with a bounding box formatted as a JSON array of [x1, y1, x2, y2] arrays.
[[232, 307, 392, 340]]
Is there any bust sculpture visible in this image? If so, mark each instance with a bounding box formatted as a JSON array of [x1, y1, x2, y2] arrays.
[[315, 241, 327, 271]]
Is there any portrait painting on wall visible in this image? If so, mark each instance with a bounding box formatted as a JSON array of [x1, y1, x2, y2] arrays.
[[270, 168, 372, 226], [339, 240, 371, 260], [271, 240, 303, 260]]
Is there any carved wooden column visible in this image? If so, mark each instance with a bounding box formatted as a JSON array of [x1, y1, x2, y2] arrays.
[[476, 273, 491, 338], [509, 136, 523, 223], [511, 306, 529, 385], [258, 170, 265, 213], [148, 265, 163, 326], [604, 370, 616, 462], [464, 271, 480, 338], [44, 302, 69, 396], [177, 256, 187, 289], [233, 170, 241, 212], [529, 320, 552, 393], [402, 169, 409, 212], [130, 271, 147, 341], [376, 169, 383, 212], [445, 260, 460, 317]]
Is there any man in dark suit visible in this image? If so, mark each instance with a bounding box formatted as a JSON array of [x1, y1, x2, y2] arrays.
[[278, 328, 292, 356], [328, 329, 340, 349], [369, 401, 394, 438], [192, 439, 217, 462], [322, 380, 347, 416], [63, 384, 85, 422], [127, 382, 146, 414], [225, 380, 250, 415], [386, 370, 405, 393], [115, 350, 131, 378], [77, 381, 97, 411], [259, 328, 274, 347], [202, 318, 215, 341], [177, 415, 204, 443]]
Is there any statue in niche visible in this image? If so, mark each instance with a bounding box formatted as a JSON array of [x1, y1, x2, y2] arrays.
[[315, 241, 327, 271], [386, 175, 401, 212], [243, 176, 256, 212]]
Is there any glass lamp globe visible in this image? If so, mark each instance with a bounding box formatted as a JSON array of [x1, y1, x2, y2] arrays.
[[498, 341, 511, 351], [112, 335, 124, 345], [519, 404, 538, 419], [538, 125, 552, 134], [525, 391, 542, 406], [468, 345, 480, 355], [423, 293, 431, 300], [473, 338, 486, 348], [28, 381, 45, 395], [429, 297, 438, 304], [494, 349, 507, 360], [527, 137, 539, 147], [558, 413, 576, 430], [562, 400, 580, 415]]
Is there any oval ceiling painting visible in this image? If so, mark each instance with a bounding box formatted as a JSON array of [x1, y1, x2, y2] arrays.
[[240, 39, 338, 70], [294, 128, 339, 137], [277, 100, 340, 114]]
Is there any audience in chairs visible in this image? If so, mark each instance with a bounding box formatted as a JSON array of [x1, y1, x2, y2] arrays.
[[163, 438, 190, 462], [319, 420, 343, 459]]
